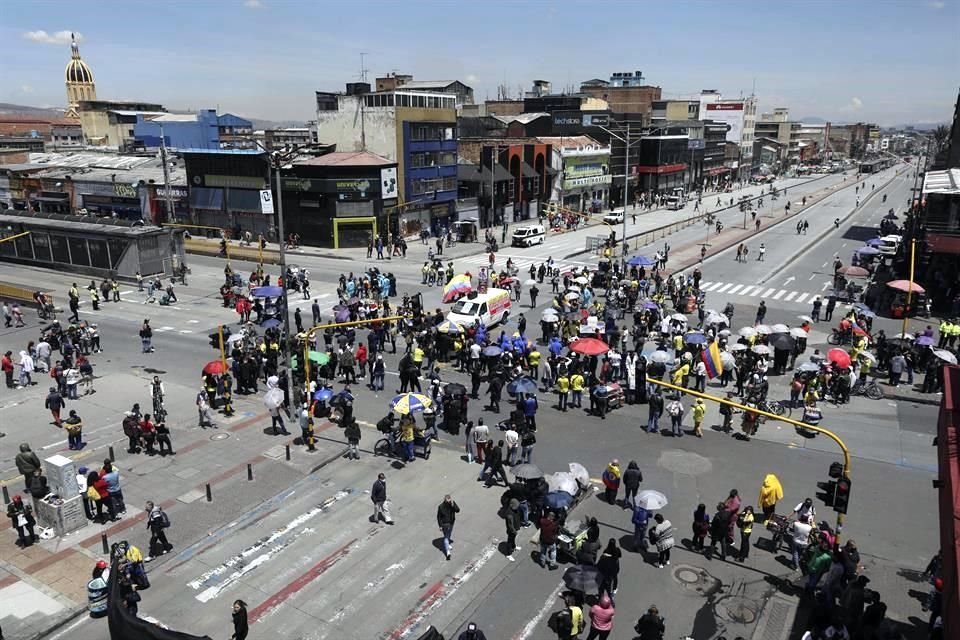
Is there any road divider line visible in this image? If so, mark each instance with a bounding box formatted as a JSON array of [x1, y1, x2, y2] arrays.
[[512, 581, 566, 640]]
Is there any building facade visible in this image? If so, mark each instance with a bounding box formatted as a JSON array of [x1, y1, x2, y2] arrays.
[[699, 90, 757, 179], [182, 149, 273, 236], [64, 34, 96, 119], [314, 85, 458, 236], [536, 136, 610, 212], [579, 72, 662, 122], [78, 100, 166, 148]]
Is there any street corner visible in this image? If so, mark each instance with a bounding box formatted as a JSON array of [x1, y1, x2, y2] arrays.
[[0, 563, 87, 640]]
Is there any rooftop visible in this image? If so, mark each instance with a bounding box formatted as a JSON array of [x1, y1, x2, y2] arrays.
[[0, 151, 187, 185], [296, 151, 394, 167], [923, 168, 960, 196], [398, 80, 464, 90], [492, 112, 551, 125]]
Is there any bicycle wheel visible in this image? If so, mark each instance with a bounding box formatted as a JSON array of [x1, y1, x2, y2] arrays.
[[827, 332, 840, 346], [866, 383, 884, 400], [374, 438, 392, 457], [767, 401, 786, 417]]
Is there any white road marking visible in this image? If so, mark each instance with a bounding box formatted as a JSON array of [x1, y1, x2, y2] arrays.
[[45, 614, 90, 640], [717, 283, 733, 293], [179, 330, 193, 334], [785, 292, 797, 301], [783, 276, 796, 285], [750, 287, 764, 297], [808, 274, 817, 280], [762, 288, 776, 297], [795, 293, 809, 304], [706, 282, 724, 292], [512, 581, 566, 640], [727, 284, 744, 295], [822, 282, 831, 291], [773, 290, 786, 300]]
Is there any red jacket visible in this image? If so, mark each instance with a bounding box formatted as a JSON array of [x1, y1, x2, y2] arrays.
[[92, 477, 110, 499], [356, 344, 368, 365], [1, 355, 12, 374]]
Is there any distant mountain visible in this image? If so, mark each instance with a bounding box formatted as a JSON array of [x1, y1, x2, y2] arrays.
[[248, 118, 308, 131], [0, 102, 66, 117]]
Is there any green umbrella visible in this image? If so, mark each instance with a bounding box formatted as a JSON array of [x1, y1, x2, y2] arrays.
[[308, 351, 330, 365]]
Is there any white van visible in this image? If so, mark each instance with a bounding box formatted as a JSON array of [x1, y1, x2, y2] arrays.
[[511, 224, 546, 248], [878, 234, 902, 256], [447, 288, 512, 328]]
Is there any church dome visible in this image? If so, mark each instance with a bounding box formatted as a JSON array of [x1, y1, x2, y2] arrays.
[[64, 35, 94, 84]]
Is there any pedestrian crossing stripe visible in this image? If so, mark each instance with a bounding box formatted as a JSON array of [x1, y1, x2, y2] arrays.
[[699, 282, 820, 306], [458, 254, 595, 272]]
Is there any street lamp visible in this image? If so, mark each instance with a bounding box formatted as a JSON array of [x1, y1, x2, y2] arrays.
[[598, 120, 642, 268]]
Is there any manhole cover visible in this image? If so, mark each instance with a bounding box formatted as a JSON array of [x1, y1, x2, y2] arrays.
[[671, 564, 722, 596], [715, 595, 759, 624], [210, 433, 230, 441]]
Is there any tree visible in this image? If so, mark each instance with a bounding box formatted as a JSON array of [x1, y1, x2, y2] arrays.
[[932, 124, 950, 154]]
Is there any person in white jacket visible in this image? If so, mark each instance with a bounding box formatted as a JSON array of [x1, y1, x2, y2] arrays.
[[504, 427, 519, 466], [18, 350, 34, 388], [65, 366, 81, 400]]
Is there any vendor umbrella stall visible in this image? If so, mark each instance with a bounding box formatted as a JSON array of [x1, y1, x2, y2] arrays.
[[390, 393, 432, 415], [886, 280, 925, 294], [569, 337, 610, 357]]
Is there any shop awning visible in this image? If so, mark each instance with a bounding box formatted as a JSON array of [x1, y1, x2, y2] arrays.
[[521, 162, 538, 178], [30, 195, 70, 202], [635, 163, 687, 175]]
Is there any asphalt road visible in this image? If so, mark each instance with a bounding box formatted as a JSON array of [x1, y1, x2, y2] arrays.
[[1, 163, 939, 640]]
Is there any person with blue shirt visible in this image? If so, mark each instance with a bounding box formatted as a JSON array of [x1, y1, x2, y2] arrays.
[[100, 459, 125, 516]]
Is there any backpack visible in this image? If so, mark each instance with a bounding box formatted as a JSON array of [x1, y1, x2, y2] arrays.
[[158, 510, 170, 528], [548, 609, 573, 636]]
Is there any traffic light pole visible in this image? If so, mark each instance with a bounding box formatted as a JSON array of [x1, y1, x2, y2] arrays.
[[646, 378, 853, 542]]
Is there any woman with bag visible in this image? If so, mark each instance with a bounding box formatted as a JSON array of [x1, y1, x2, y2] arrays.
[[691, 504, 710, 551], [649, 514, 674, 568]]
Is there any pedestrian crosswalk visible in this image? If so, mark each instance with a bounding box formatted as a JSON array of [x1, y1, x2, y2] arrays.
[[698, 280, 834, 307], [457, 253, 594, 275]]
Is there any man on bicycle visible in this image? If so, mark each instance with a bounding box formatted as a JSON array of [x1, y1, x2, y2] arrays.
[[150, 376, 166, 422]]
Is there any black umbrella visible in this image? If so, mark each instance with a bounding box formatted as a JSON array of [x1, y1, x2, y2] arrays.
[[444, 382, 467, 397], [563, 564, 602, 592], [770, 334, 796, 351]]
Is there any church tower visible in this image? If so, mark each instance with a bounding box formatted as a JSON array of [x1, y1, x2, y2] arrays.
[[64, 33, 96, 119]]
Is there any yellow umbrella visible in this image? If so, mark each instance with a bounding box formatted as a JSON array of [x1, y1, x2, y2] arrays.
[[390, 392, 432, 415]]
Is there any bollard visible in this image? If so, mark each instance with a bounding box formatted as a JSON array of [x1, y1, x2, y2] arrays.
[[101, 533, 109, 554], [247, 464, 253, 481], [1, 484, 9, 505], [108, 446, 115, 462], [285, 444, 291, 461], [205, 483, 212, 502]]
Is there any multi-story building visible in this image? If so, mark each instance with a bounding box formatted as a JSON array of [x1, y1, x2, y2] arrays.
[[755, 108, 803, 167], [217, 114, 256, 149], [77, 100, 166, 148], [315, 83, 458, 235], [263, 127, 316, 150], [579, 71, 662, 122], [651, 100, 700, 122], [702, 120, 732, 185], [536, 136, 611, 212], [375, 73, 474, 107], [635, 121, 703, 195], [698, 90, 757, 179]]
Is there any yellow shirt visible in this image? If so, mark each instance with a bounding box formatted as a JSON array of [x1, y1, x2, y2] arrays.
[[413, 347, 424, 363], [528, 350, 541, 366], [671, 363, 689, 385], [570, 374, 584, 392], [692, 403, 706, 422], [673, 335, 683, 351], [401, 422, 415, 442], [556, 376, 570, 393]]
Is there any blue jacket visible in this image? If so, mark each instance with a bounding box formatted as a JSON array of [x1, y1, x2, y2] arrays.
[[632, 506, 649, 527]]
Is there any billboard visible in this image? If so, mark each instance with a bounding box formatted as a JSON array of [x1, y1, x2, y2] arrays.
[[706, 103, 744, 144], [381, 167, 398, 199], [259, 189, 274, 214]]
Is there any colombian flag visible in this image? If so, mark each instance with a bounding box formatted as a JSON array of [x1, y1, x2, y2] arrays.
[[701, 341, 724, 379]]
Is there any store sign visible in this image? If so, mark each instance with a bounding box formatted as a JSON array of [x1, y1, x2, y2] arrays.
[[687, 139, 706, 150], [582, 114, 609, 127], [260, 189, 275, 214], [553, 113, 582, 127], [381, 167, 398, 199], [156, 186, 189, 199], [336, 179, 373, 194], [204, 174, 267, 190], [563, 174, 612, 190], [114, 183, 138, 198], [281, 177, 319, 192]]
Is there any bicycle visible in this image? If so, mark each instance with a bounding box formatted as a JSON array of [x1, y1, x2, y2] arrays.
[[852, 378, 883, 400], [152, 392, 168, 423]]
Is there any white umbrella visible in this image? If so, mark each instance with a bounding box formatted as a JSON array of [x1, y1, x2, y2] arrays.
[[719, 351, 737, 368], [790, 327, 808, 338], [933, 349, 958, 365], [524, 279, 537, 286], [752, 344, 771, 355], [573, 276, 589, 285], [729, 343, 748, 352], [633, 489, 668, 511], [542, 309, 559, 321], [263, 387, 283, 410], [566, 285, 581, 293], [755, 324, 773, 335], [705, 313, 728, 327], [650, 350, 674, 364], [738, 326, 757, 338], [546, 472, 579, 496], [564, 291, 580, 301], [857, 351, 877, 364], [568, 463, 590, 488], [718, 329, 732, 337], [670, 313, 687, 322], [891, 332, 914, 341], [798, 315, 813, 323], [226, 333, 245, 344], [770, 323, 790, 334]]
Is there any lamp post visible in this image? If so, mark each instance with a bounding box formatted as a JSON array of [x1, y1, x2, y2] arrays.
[[598, 121, 644, 269]]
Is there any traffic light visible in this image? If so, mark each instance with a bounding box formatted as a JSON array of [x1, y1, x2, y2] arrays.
[[209, 325, 223, 349], [833, 477, 852, 514], [816, 480, 836, 507]]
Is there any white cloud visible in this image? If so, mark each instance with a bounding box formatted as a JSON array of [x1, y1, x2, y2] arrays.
[[466, 74, 478, 83], [21, 85, 34, 94], [243, 0, 263, 8], [850, 97, 863, 109], [928, 1, 945, 9], [23, 30, 80, 45]]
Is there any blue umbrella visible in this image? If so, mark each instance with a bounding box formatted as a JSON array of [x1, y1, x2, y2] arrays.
[[643, 300, 659, 310], [482, 345, 502, 357], [507, 376, 538, 395], [855, 246, 880, 256], [684, 332, 707, 345], [252, 286, 283, 298], [313, 387, 333, 402], [261, 318, 282, 329], [852, 303, 876, 318], [916, 335, 935, 347], [865, 238, 884, 248], [627, 255, 656, 267]]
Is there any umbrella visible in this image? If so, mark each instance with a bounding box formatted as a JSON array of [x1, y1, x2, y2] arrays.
[[334, 307, 350, 323], [738, 326, 757, 338], [770, 334, 795, 351], [755, 324, 773, 335], [643, 300, 660, 310], [720, 351, 737, 368], [512, 463, 544, 480], [627, 255, 657, 267], [798, 315, 813, 323], [226, 333, 245, 344], [313, 387, 333, 402], [933, 349, 958, 365], [670, 313, 687, 322], [346, 296, 361, 306], [251, 286, 283, 298], [542, 309, 559, 321], [566, 285, 582, 293], [570, 337, 610, 356], [797, 361, 820, 373], [857, 351, 877, 364], [390, 392, 432, 415], [705, 313, 728, 327], [684, 332, 707, 345], [524, 279, 537, 286], [633, 489, 668, 510], [718, 328, 732, 337], [444, 382, 467, 396], [568, 463, 590, 487], [263, 387, 283, 410], [482, 345, 503, 357], [729, 343, 748, 352], [916, 335, 935, 347], [752, 344, 771, 355], [261, 318, 282, 329], [202, 360, 227, 375], [442, 275, 473, 303], [563, 565, 602, 593], [790, 327, 808, 338], [890, 332, 914, 341], [649, 350, 674, 364], [770, 323, 790, 334], [545, 492, 575, 510], [855, 246, 881, 256], [546, 472, 579, 496], [827, 348, 852, 369], [865, 238, 884, 247], [564, 291, 580, 301], [307, 350, 330, 365], [886, 280, 925, 294], [838, 266, 870, 277], [436, 320, 463, 335], [507, 376, 539, 395], [573, 276, 589, 285]]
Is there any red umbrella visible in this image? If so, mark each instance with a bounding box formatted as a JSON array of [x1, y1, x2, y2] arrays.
[[886, 280, 925, 294], [826, 348, 851, 369], [838, 266, 869, 277], [569, 337, 610, 357], [203, 360, 227, 375]]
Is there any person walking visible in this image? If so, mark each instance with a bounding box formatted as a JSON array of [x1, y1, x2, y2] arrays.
[[692, 398, 706, 437], [709, 502, 730, 561], [757, 474, 784, 523], [597, 538, 622, 596], [755, 301, 767, 326], [64, 410, 84, 450], [737, 505, 755, 562], [14, 444, 41, 492], [811, 296, 822, 322], [344, 419, 361, 460], [458, 622, 487, 640], [7, 495, 38, 547], [647, 390, 663, 433], [586, 595, 615, 640], [370, 473, 393, 524], [622, 461, 642, 510], [666, 395, 684, 437], [691, 503, 710, 551], [502, 498, 522, 562], [538, 511, 559, 569], [230, 600, 249, 640], [144, 501, 172, 561], [650, 514, 675, 568], [634, 606, 665, 640], [102, 460, 126, 516], [436, 494, 460, 560], [45, 386, 66, 427]]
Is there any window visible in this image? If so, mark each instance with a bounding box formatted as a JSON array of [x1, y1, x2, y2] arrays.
[[50, 235, 70, 263], [69, 237, 90, 266], [88, 239, 110, 269], [108, 239, 128, 268], [31, 233, 52, 262], [15, 234, 33, 259]]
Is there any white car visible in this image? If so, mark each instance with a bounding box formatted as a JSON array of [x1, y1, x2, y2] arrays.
[[878, 234, 902, 256], [603, 209, 624, 225]]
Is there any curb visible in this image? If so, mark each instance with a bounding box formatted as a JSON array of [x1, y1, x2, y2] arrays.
[[23, 603, 88, 640], [884, 392, 942, 407]]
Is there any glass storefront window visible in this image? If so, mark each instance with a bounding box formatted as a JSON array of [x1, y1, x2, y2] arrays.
[[68, 237, 90, 266], [88, 239, 110, 269], [50, 235, 70, 263], [108, 239, 128, 268], [14, 234, 34, 259], [31, 233, 52, 262]]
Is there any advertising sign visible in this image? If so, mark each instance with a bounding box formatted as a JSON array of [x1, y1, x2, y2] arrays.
[[562, 157, 611, 190], [381, 167, 398, 199], [259, 189, 275, 214], [706, 103, 744, 144], [581, 114, 610, 127]]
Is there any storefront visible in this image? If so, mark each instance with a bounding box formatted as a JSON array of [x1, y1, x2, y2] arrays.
[[149, 185, 190, 224], [561, 154, 611, 212], [75, 181, 143, 220]]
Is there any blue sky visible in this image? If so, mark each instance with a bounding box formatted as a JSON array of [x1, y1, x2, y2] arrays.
[[2, 0, 957, 125]]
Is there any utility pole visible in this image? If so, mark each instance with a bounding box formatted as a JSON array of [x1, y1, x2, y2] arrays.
[[158, 124, 175, 224]]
